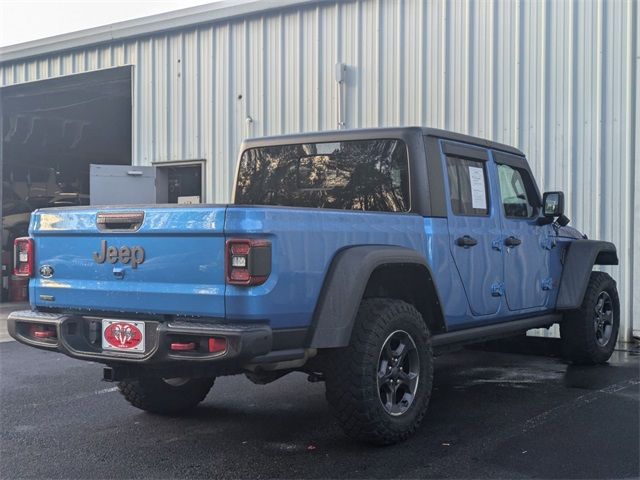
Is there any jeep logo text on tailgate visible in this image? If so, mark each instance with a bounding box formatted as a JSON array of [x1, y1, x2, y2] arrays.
[[93, 240, 145, 269]]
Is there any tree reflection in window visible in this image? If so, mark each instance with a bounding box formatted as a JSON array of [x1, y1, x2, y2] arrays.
[[235, 139, 409, 212]]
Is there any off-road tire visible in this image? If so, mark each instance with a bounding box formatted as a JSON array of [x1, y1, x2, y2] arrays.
[[118, 377, 215, 414], [324, 298, 433, 445], [561, 271, 620, 365]]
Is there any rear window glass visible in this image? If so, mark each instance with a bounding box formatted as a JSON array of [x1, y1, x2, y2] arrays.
[[235, 139, 410, 212]]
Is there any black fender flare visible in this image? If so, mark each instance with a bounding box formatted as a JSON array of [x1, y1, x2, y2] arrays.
[[556, 240, 618, 310], [308, 245, 445, 348]]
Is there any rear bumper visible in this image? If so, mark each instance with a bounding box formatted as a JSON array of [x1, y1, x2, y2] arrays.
[[7, 310, 272, 368]]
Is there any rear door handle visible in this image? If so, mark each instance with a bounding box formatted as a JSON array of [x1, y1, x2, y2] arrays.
[[456, 235, 478, 248], [504, 236, 522, 247]]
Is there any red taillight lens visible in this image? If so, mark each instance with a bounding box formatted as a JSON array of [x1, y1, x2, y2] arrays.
[[13, 237, 34, 277], [225, 239, 271, 286]]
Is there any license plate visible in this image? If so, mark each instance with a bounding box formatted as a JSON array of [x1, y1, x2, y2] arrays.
[[102, 319, 145, 353]]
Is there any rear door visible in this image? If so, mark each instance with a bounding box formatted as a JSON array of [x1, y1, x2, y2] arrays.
[[441, 141, 504, 317], [493, 151, 552, 310]]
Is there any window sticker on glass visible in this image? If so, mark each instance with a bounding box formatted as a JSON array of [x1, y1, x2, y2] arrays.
[[468, 166, 487, 210]]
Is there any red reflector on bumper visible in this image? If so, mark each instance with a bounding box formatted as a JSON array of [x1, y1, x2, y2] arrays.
[[33, 330, 56, 339], [29, 324, 56, 339], [208, 337, 227, 354], [170, 342, 197, 352]]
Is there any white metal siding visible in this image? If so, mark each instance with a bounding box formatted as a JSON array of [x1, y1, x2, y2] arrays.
[[1, 0, 638, 341]]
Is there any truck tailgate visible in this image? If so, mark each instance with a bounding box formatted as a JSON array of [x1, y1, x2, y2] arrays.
[[30, 206, 227, 317]]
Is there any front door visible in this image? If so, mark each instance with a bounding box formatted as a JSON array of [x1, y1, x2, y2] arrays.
[[442, 141, 504, 317], [493, 151, 552, 310]]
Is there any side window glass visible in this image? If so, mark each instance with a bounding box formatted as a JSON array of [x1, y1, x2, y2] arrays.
[[445, 156, 489, 216], [497, 164, 535, 218]]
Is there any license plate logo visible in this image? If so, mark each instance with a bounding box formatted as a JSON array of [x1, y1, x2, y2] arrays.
[[102, 320, 145, 353]]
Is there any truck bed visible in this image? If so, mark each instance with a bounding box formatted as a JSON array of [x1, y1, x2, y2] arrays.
[[29, 204, 443, 332]]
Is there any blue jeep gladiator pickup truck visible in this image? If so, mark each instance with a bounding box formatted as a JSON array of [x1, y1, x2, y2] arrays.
[[9, 127, 619, 445]]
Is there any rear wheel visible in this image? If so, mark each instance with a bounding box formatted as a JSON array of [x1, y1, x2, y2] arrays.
[[324, 298, 433, 445], [118, 377, 214, 414], [561, 271, 620, 365]]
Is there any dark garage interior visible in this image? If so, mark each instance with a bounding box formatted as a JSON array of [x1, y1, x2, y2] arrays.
[[1, 67, 132, 301]]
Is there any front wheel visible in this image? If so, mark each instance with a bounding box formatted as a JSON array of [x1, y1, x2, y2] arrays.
[[561, 271, 620, 365], [118, 377, 215, 414], [324, 298, 433, 445]]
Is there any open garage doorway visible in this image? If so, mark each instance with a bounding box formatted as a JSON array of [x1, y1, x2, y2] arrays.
[[1, 67, 132, 301]]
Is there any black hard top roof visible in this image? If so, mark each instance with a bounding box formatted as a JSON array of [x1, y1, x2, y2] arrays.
[[241, 126, 524, 157]]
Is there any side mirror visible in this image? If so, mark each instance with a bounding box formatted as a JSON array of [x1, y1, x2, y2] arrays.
[[542, 191, 564, 217]]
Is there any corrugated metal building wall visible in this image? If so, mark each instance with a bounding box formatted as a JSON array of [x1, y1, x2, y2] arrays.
[[1, 0, 638, 340]]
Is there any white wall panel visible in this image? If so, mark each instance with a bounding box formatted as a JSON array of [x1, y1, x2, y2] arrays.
[[1, 0, 637, 340]]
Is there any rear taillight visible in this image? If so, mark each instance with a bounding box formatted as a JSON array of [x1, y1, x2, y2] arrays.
[[13, 237, 34, 277], [225, 239, 272, 286]]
